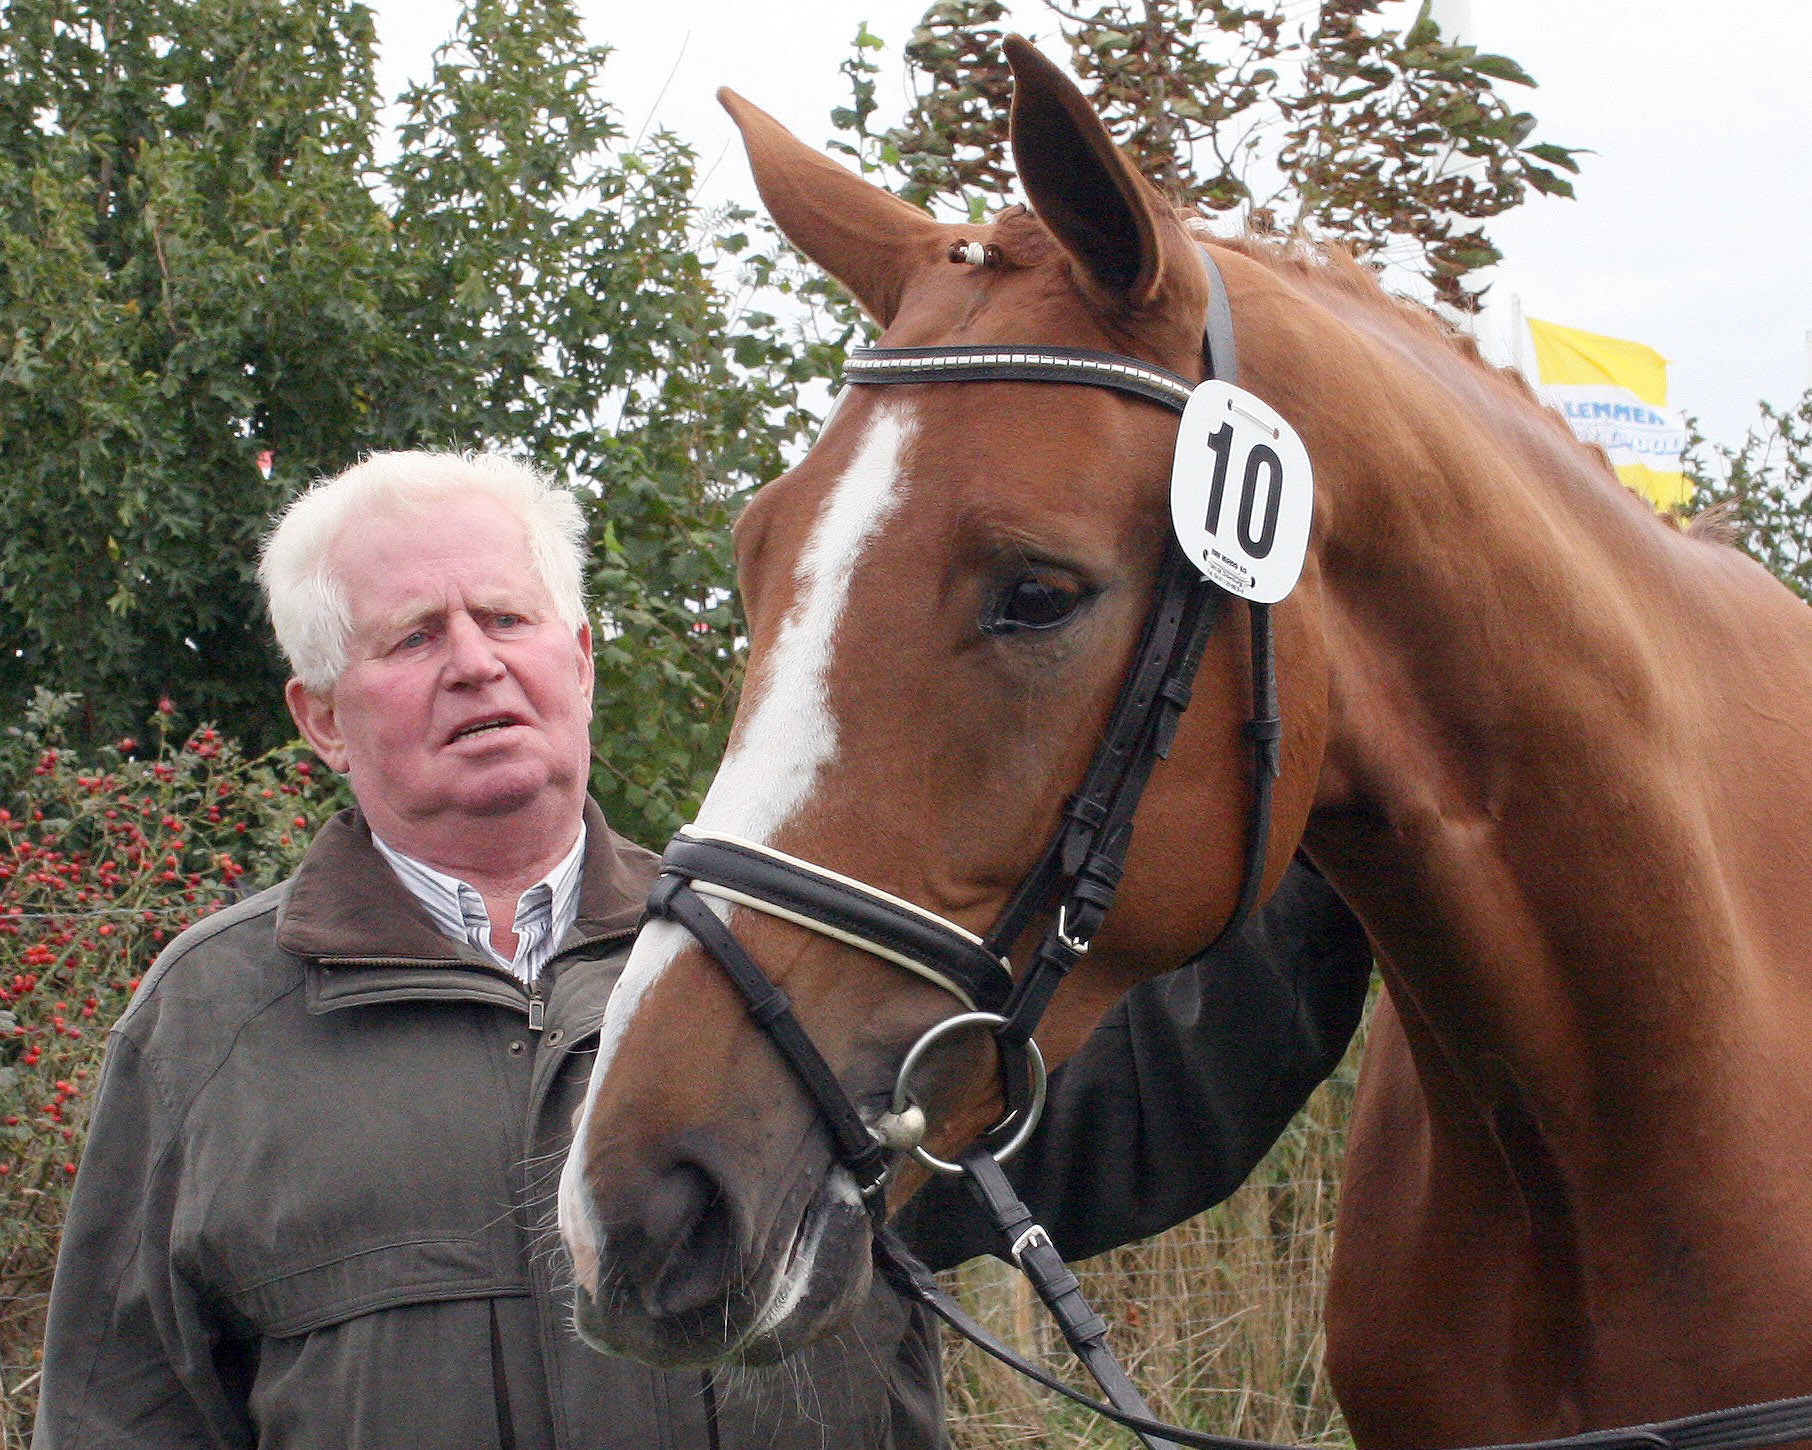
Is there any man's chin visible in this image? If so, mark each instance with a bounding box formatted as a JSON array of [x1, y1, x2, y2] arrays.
[[436, 758, 568, 819], [354, 747, 590, 848], [448, 783, 555, 819]]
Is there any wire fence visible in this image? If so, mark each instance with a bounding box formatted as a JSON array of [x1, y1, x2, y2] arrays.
[[0, 1044, 1360, 1449], [2, 709, 1366, 1442], [943, 1052, 1357, 1450]]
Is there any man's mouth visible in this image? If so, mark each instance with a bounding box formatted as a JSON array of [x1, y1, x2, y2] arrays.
[[448, 715, 522, 743]]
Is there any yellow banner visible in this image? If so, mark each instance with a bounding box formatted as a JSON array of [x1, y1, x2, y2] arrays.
[[1527, 317, 1690, 510]]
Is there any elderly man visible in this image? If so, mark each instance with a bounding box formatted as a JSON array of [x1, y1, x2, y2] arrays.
[[35, 450, 1369, 1448]]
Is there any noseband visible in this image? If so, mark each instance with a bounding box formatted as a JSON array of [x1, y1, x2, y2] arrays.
[[645, 246, 1277, 1202]]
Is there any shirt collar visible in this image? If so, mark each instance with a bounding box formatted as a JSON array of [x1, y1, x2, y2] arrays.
[[370, 828, 587, 981], [275, 799, 657, 964]]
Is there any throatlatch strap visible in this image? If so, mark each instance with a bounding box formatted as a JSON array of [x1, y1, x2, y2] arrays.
[[1201, 245, 1238, 386]]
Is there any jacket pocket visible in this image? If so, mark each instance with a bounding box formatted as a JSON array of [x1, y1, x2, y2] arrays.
[[233, 1241, 532, 1450], [221, 1233, 515, 1337]]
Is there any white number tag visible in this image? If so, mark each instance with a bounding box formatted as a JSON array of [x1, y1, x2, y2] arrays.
[[1169, 381, 1313, 604]]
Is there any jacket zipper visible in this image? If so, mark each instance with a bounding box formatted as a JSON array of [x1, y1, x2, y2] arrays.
[[527, 927, 631, 1033], [321, 924, 633, 1036]]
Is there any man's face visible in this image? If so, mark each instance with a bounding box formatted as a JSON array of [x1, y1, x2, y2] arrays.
[[286, 491, 594, 848]]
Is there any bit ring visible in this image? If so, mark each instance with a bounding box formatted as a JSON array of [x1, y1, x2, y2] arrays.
[[881, 1011, 1048, 1177]]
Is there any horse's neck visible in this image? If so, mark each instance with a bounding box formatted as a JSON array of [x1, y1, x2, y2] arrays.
[[1292, 323, 1812, 1185]]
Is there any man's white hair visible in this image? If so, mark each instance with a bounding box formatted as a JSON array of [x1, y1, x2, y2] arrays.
[[259, 450, 588, 693]]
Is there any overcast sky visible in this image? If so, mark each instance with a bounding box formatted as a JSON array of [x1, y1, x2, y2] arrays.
[[370, 2, 1812, 451]]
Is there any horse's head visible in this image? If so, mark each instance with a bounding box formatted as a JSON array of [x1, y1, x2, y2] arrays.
[[558, 38, 1325, 1367]]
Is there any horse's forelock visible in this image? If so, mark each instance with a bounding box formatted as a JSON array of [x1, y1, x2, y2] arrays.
[[987, 205, 1059, 268]]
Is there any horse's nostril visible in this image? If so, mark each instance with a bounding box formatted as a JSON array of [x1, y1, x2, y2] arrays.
[[638, 1161, 736, 1321]]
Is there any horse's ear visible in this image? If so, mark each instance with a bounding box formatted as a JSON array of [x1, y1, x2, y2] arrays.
[[1004, 36, 1186, 311], [720, 89, 945, 326]]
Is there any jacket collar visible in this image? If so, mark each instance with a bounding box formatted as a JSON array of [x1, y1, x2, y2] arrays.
[[276, 798, 657, 964]]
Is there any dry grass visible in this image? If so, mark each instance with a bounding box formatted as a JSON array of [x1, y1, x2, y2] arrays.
[[942, 1035, 1360, 1449]]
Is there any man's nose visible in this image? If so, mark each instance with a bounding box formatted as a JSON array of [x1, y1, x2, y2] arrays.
[[443, 612, 507, 685]]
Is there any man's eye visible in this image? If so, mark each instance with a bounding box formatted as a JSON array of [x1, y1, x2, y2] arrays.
[[398, 631, 428, 650], [493, 614, 523, 629], [982, 575, 1092, 635]]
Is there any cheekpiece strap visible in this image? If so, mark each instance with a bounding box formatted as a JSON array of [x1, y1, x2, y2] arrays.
[[645, 876, 890, 1197]]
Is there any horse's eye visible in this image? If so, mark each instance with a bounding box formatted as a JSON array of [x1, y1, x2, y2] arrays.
[[983, 575, 1090, 635]]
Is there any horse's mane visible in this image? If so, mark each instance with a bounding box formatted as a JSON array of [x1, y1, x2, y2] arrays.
[[1205, 228, 1541, 399], [989, 202, 1724, 540], [1186, 223, 1735, 542]]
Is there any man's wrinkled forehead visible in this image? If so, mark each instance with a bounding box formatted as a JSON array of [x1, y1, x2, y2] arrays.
[[327, 495, 545, 636]]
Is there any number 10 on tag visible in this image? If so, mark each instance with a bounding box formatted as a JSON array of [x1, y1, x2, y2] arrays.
[[1169, 381, 1313, 604]]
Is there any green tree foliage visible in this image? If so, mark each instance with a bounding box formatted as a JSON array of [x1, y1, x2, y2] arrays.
[[1688, 391, 1812, 601], [832, 0, 1580, 310], [0, 0, 389, 744], [0, 0, 841, 844]]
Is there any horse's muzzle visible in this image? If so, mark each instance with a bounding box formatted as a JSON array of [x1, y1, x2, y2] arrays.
[[564, 1144, 877, 1367]]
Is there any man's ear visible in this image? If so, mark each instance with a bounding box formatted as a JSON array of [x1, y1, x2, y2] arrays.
[[286, 678, 349, 773], [575, 622, 595, 714]]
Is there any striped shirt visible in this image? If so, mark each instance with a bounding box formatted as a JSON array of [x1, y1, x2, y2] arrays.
[[371, 828, 586, 988]]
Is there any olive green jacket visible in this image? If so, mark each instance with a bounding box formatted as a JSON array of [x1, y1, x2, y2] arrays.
[[34, 802, 1370, 1449], [32, 804, 939, 1450]]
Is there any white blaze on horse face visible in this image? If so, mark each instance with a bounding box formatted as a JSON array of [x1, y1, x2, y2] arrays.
[[694, 403, 916, 842], [561, 404, 915, 1274], [565, 404, 917, 1237]]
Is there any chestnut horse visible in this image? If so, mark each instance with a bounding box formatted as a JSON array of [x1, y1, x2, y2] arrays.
[[559, 37, 1812, 1447]]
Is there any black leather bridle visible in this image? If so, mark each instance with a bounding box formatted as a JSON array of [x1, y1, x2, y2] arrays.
[[647, 246, 1270, 1197], [634, 249, 1812, 1450]]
